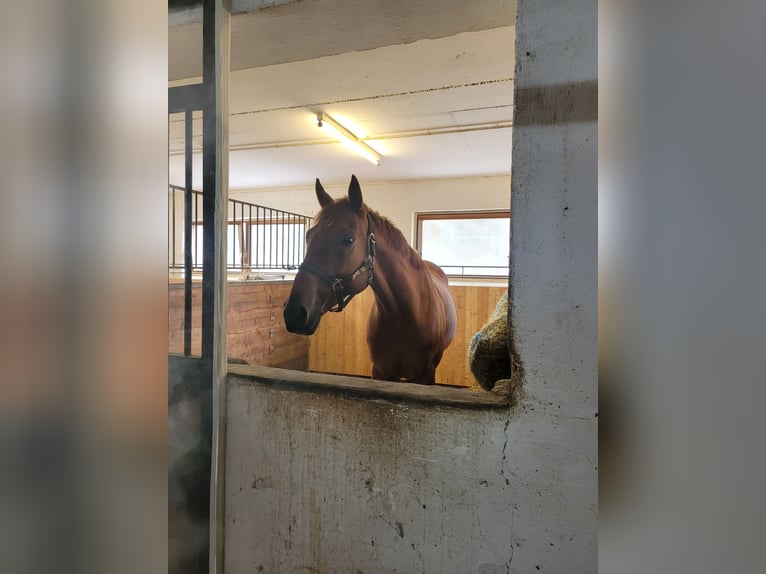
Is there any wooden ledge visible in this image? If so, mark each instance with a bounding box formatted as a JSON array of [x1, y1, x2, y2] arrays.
[[227, 365, 510, 409]]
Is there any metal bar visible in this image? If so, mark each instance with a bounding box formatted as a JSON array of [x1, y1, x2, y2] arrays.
[[229, 203, 234, 270], [238, 204, 243, 270], [233, 202, 238, 270], [238, 202, 242, 270], [242, 205, 246, 270], [280, 210, 285, 269], [254, 207, 258, 269], [184, 109, 193, 356], [194, 191, 199, 269], [261, 207, 265, 269], [247, 205, 253, 271], [236, 202, 241, 269], [269, 209, 277, 269], [201, 2, 230, 572], [171, 187, 176, 268], [165, 202, 320, 275], [168, 82, 207, 114]]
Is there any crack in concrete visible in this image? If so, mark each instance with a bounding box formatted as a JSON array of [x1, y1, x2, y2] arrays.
[[506, 504, 515, 573], [501, 409, 514, 572]]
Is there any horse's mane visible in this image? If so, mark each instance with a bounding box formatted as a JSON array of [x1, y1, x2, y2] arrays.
[[316, 199, 422, 269], [366, 206, 422, 269]]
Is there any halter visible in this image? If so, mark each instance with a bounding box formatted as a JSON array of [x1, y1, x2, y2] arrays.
[[298, 212, 377, 313]]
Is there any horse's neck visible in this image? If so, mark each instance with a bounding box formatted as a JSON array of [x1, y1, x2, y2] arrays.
[[369, 228, 431, 320]]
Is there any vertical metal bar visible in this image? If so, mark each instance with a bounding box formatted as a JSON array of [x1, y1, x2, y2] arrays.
[[238, 201, 243, 270], [254, 206, 263, 269], [272, 209, 276, 269], [263, 208, 267, 269], [172, 186, 176, 268], [232, 202, 238, 267], [248, 204, 252, 270], [263, 208, 272, 269], [241, 204, 246, 271], [228, 202, 234, 270], [260, 207, 264, 269], [194, 191, 199, 269], [184, 111, 193, 356], [279, 210, 283, 269], [281, 211, 286, 269], [238, 203, 242, 271], [254, 206, 259, 269], [272, 209, 277, 269], [201, 1, 230, 572]]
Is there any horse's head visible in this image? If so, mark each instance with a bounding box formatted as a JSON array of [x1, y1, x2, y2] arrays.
[[284, 175, 376, 335]]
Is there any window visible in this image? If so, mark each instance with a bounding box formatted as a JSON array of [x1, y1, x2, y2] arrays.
[[416, 211, 510, 278]]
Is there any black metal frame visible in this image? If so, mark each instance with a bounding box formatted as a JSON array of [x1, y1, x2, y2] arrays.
[[168, 185, 313, 275], [168, 1, 229, 572]]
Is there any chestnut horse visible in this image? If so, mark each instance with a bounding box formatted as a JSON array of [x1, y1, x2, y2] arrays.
[[284, 175, 456, 384]]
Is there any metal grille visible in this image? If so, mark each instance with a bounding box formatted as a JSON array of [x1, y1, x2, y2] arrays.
[[169, 184, 313, 275]]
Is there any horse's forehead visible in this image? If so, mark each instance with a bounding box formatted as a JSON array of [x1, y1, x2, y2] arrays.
[[315, 205, 361, 231]]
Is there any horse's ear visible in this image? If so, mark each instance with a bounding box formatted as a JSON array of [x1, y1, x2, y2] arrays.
[[315, 178, 333, 208], [348, 174, 363, 213]]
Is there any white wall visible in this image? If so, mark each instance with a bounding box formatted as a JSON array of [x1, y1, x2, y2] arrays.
[[231, 175, 510, 245], [170, 176, 509, 277]]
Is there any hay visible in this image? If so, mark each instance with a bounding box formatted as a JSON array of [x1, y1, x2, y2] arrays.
[[469, 291, 511, 391]]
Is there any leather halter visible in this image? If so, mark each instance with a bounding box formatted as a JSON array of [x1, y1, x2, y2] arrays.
[[299, 212, 376, 313]]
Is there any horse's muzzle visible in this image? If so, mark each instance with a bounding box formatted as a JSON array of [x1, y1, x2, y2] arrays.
[[283, 298, 320, 335]]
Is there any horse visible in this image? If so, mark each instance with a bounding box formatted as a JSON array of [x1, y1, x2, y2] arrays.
[[284, 175, 457, 385]]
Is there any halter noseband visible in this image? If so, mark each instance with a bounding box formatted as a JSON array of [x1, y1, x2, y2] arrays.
[[298, 212, 376, 313]]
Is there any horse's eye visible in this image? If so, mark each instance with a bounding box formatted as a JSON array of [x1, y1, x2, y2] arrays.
[[342, 235, 355, 246]]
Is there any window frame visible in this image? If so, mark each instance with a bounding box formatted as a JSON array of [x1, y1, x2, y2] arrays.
[[415, 210, 511, 279]]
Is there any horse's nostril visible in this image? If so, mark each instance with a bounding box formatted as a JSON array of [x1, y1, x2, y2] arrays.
[[284, 299, 309, 331]]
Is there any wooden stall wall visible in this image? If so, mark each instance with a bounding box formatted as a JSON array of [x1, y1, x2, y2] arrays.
[[168, 281, 308, 370], [308, 284, 507, 387]]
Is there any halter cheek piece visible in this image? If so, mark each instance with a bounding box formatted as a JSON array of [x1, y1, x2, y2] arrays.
[[299, 213, 376, 313]]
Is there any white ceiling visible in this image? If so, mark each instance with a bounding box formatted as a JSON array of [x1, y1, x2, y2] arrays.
[[169, 0, 516, 190]]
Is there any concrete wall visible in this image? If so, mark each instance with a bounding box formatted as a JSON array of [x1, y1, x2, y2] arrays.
[[225, 381, 517, 574], [231, 175, 511, 245], [222, 0, 596, 571], [507, 0, 598, 569]]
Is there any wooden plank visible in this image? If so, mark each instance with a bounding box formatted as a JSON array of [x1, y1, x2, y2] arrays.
[[170, 282, 507, 385], [168, 281, 309, 369], [307, 284, 508, 387]]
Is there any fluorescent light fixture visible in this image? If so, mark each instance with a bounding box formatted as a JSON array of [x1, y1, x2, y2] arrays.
[[317, 112, 381, 166]]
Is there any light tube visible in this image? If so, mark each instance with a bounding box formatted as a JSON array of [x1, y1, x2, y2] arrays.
[[317, 112, 381, 166]]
